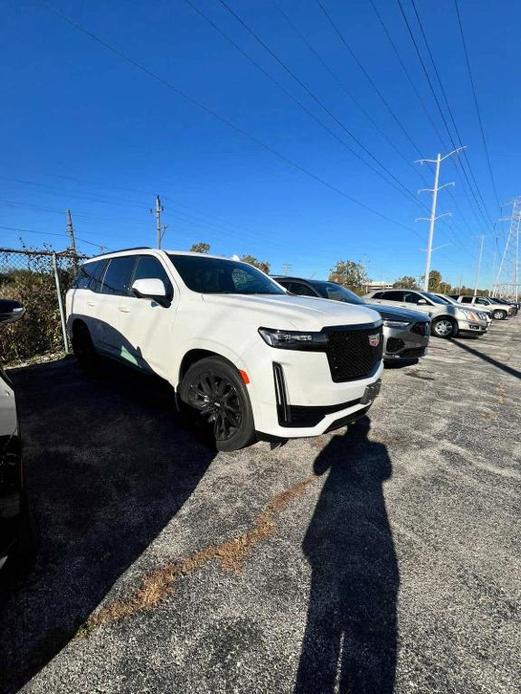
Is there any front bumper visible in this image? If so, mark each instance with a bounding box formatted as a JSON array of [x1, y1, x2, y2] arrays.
[[457, 318, 488, 334], [250, 347, 383, 439], [383, 322, 430, 361]]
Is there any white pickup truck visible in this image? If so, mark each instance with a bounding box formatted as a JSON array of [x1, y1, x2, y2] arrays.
[[66, 249, 384, 450]]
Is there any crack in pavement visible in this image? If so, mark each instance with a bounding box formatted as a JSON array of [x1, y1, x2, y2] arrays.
[[78, 475, 317, 636]]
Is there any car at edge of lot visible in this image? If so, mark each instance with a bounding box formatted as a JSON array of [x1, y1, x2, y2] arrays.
[[449, 295, 514, 320], [272, 276, 430, 362], [364, 288, 488, 339], [483, 296, 519, 316], [0, 299, 32, 580], [66, 249, 384, 451]]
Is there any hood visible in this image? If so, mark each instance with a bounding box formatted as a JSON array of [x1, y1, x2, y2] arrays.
[[200, 293, 381, 330], [365, 302, 429, 322]]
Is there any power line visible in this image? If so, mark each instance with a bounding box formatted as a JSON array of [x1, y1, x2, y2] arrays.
[[395, 0, 491, 232], [0, 224, 107, 250], [453, 0, 500, 210], [408, 0, 493, 228], [273, 0, 472, 255], [38, 1, 426, 239], [368, 0, 447, 151], [272, 0, 429, 186], [315, 0, 424, 159], [212, 0, 424, 207], [366, 0, 484, 239]]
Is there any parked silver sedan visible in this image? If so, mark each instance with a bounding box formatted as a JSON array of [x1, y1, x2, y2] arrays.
[[364, 288, 488, 338], [431, 292, 492, 330]]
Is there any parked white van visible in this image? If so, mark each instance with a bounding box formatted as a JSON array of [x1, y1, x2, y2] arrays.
[[66, 249, 383, 450]]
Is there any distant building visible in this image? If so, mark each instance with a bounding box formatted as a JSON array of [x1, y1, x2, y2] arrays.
[[365, 280, 393, 291]]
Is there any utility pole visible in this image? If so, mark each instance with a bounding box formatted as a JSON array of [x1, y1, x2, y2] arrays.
[[152, 195, 167, 249], [473, 235, 484, 297], [416, 147, 465, 291], [66, 209, 79, 269], [281, 263, 292, 275], [66, 209, 77, 255]]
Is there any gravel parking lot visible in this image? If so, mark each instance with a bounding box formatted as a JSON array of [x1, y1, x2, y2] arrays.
[[1, 320, 520, 693]]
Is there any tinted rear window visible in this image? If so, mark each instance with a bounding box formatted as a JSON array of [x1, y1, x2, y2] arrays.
[[381, 291, 405, 301], [101, 256, 136, 296], [75, 260, 107, 291]]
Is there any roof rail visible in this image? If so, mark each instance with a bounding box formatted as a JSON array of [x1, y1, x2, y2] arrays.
[[87, 246, 152, 259]]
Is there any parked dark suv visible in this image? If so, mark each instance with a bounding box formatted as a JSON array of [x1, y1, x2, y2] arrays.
[[273, 277, 430, 362]]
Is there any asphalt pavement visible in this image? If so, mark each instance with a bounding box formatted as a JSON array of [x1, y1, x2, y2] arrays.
[[1, 319, 520, 693]]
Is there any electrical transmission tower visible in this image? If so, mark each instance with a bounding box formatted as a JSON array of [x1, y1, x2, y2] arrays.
[[493, 197, 520, 299], [416, 148, 464, 291]]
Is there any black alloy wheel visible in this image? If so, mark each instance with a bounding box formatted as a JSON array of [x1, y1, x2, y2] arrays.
[[180, 357, 255, 451]]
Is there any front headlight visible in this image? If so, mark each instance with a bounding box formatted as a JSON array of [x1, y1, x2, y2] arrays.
[[457, 309, 477, 321], [258, 327, 329, 350], [382, 319, 410, 328]]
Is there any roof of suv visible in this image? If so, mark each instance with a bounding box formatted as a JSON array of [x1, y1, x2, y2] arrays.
[[84, 248, 246, 263]]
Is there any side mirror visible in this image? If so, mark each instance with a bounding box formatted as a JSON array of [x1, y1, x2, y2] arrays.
[[0, 299, 25, 325], [417, 298, 427, 305], [131, 278, 170, 307]]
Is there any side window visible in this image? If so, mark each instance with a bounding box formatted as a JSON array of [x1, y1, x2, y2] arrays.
[[74, 263, 94, 289], [382, 291, 405, 301], [101, 256, 136, 296], [289, 282, 318, 297], [74, 260, 105, 291], [90, 260, 108, 292], [133, 255, 173, 298], [461, 296, 472, 303], [372, 292, 383, 299], [403, 292, 421, 304], [476, 297, 487, 305]]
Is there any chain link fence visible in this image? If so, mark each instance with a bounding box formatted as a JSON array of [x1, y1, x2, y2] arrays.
[[0, 247, 89, 364]]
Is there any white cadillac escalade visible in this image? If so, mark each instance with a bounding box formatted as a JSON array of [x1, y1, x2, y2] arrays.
[[66, 248, 383, 450]]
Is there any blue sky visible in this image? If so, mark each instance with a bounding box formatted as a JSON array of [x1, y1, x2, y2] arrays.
[[1, 0, 519, 287]]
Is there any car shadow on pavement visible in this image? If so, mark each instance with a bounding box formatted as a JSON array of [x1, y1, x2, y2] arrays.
[[451, 337, 521, 379], [295, 418, 398, 694], [0, 357, 215, 694]]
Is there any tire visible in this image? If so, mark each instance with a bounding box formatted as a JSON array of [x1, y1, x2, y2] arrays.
[[72, 321, 98, 371], [178, 356, 256, 452], [492, 309, 507, 320], [432, 316, 458, 339]]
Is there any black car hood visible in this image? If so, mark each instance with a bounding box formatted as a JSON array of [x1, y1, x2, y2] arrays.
[[365, 302, 429, 322]]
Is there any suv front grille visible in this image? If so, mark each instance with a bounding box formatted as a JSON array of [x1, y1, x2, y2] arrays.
[[324, 324, 383, 382]]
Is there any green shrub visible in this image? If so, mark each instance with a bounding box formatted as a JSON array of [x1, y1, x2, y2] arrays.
[[0, 252, 76, 364]]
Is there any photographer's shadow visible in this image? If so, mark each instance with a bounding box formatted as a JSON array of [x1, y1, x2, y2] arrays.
[[295, 418, 399, 694]]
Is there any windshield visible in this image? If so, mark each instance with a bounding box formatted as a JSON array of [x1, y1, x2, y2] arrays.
[[168, 255, 285, 295], [421, 291, 447, 305], [309, 280, 365, 305], [433, 294, 454, 305]]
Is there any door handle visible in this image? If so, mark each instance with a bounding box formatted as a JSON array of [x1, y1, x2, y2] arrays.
[[118, 306, 130, 313], [87, 301, 96, 307]]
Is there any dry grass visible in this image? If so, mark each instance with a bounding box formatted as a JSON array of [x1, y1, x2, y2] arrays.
[[79, 475, 316, 636]]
